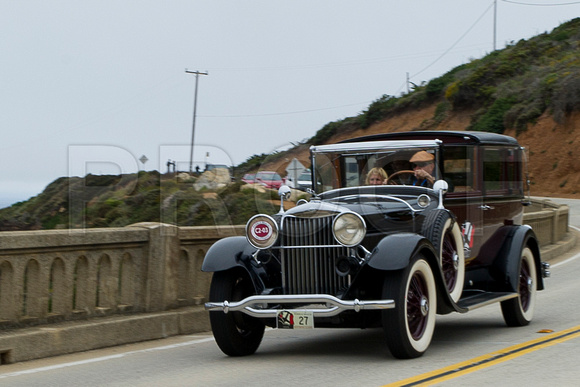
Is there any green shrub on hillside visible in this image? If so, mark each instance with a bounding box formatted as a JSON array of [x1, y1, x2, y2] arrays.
[[425, 64, 467, 98], [308, 119, 350, 144], [552, 73, 580, 124], [469, 97, 517, 133], [433, 101, 451, 125], [0, 170, 286, 230], [358, 95, 397, 129]]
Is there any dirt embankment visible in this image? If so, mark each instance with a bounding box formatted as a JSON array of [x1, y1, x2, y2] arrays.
[[263, 106, 580, 198]]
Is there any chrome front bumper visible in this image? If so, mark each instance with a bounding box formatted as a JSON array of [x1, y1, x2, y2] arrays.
[[205, 294, 395, 318]]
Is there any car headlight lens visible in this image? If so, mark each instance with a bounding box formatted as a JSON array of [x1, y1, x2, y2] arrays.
[[246, 215, 278, 249], [332, 212, 366, 247], [417, 194, 431, 208]]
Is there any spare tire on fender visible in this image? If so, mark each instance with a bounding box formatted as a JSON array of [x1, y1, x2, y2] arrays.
[[421, 209, 465, 303]]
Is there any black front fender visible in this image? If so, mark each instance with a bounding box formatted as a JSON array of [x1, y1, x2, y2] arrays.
[[201, 236, 278, 295], [201, 236, 254, 272], [368, 233, 435, 271], [365, 232, 461, 314]]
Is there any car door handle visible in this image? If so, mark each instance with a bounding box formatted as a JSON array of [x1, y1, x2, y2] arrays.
[[480, 205, 495, 210]]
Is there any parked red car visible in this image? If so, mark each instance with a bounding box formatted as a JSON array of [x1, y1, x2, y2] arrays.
[[242, 173, 256, 184], [254, 171, 283, 189]]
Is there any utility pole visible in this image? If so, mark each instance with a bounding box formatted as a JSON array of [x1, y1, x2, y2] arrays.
[[493, 0, 497, 51], [185, 69, 208, 174]]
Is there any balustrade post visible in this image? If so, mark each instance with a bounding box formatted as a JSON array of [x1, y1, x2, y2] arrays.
[[138, 223, 181, 312]]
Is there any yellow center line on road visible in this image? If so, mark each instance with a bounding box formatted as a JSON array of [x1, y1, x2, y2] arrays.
[[383, 325, 580, 387]]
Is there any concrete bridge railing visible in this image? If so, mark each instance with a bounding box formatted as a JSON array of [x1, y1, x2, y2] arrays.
[[0, 199, 569, 330], [524, 198, 569, 246], [0, 223, 244, 329]]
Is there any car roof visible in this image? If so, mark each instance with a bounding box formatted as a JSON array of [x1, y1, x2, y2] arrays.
[[339, 131, 520, 146], [311, 139, 440, 154]]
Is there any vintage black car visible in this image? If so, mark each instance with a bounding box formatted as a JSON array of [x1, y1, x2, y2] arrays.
[[203, 131, 550, 359]]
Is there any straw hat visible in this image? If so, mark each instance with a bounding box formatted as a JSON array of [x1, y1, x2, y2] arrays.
[[409, 151, 434, 163]]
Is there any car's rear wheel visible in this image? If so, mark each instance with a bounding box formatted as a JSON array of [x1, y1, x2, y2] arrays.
[[382, 253, 437, 359], [209, 269, 265, 356], [421, 210, 465, 303], [501, 247, 537, 326]]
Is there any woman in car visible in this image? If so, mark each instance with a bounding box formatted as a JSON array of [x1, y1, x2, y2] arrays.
[[366, 167, 389, 185]]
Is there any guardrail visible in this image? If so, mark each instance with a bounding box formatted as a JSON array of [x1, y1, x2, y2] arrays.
[[0, 199, 569, 330]]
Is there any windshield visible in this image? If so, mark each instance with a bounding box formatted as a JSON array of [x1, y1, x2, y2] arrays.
[[311, 140, 441, 193], [257, 172, 281, 181]]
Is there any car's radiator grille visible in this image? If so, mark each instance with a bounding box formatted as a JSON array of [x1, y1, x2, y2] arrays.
[[280, 216, 349, 295]]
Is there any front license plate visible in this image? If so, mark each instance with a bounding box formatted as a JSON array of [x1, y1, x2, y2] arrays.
[[277, 310, 314, 329]]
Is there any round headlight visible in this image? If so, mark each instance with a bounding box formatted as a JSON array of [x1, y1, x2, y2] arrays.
[[332, 212, 366, 247], [417, 194, 431, 208], [246, 215, 278, 249]]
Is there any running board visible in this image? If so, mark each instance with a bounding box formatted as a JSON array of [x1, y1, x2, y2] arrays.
[[457, 292, 518, 311]]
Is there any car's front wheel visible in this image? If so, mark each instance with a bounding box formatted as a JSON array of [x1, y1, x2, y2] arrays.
[[209, 269, 265, 356], [421, 209, 465, 303], [501, 247, 537, 326], [382, 253, 437, 359]]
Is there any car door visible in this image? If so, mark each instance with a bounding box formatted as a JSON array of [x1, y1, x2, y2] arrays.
[[481, 146, 525, 240], [443, 145, 484, 263]]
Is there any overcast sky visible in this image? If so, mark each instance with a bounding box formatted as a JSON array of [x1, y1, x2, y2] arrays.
[[2, 0, 579, 208]]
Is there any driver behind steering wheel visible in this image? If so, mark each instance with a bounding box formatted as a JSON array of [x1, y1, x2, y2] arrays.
[[409, 151, 436, 188]]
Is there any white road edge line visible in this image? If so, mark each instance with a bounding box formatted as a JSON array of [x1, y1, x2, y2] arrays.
[[0, 337, 216, 379]]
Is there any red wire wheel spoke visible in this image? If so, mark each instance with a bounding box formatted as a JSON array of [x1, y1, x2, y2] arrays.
[[441, 230, 458, 292], [519, 259, 532, 311], [407, 273, 429, 340]]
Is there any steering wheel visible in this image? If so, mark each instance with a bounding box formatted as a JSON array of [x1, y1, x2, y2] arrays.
[[386, 170, 415, 185]]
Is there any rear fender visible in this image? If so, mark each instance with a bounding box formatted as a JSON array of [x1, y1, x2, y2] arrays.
[[492, 225, 544, 292]]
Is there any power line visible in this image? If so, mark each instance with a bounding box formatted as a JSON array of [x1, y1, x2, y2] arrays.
[[202, 42, 496, 73], [410, 1, 495, 79], [502, 0, 580, 6], [198, 101, 371, 118]]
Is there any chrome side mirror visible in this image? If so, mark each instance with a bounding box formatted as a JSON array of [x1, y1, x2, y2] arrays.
[[433, 180, 448, 209], [278, 185, 291, 200], [277, 185, 292, 214]]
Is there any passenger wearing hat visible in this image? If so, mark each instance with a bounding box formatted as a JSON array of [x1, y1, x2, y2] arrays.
[[409, 151, 435, 187]]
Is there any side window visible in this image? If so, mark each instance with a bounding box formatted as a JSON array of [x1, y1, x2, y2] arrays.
[[483, 148, 502, 192], [343, 156, 360, 187], [483, 147, 523, 195], [506, 148, 524, 195], [443, 146, 476, 193]]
